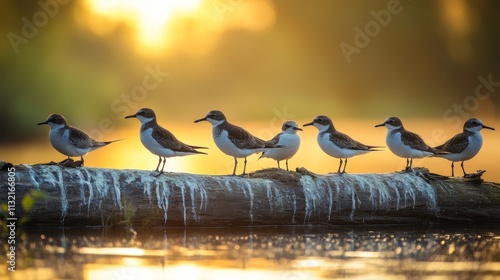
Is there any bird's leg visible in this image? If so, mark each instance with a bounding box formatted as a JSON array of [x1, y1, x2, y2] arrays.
[[337, 159, 343, 173], [451, 162, 455, 177], [341, 158, 348, 174], [154, 156, 162, 172], [63, 157, 83, 168], [232, 157, 238, 176], [241, 157, 248, 176], [285, 159, 289, 172], [59, 156, 72, 165], [460, 161, 467, 177], [154, 157, 166, 176], [404, 158, 412, 172], [277, 160, 281, 170], [160, 157, 166, 174], [408, 158, 413, 172]]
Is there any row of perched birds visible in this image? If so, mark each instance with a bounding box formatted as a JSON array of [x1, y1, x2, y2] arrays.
[[37, 108, 495, 177]]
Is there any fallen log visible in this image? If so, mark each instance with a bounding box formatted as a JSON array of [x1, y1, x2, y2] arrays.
[[1, 160, 499, 227]]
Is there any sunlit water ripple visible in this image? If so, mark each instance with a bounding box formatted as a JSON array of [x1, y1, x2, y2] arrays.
[[2, 225, 500, 279]]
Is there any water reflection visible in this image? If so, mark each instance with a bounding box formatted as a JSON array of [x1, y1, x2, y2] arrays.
[[2, 225, 500, 279]]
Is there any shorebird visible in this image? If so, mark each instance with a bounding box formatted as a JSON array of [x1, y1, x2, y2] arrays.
[[37, 113, 119, 166], [375, 116, 438, 172], [194, 110, 276, 176], [303, 115, 381, 173], [434, 118, 495, 177], [125, 108, 207, 175], [259, 120, 302, 171]]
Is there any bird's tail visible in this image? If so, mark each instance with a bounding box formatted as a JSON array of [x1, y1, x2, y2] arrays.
[[258, 151, 266, 160], [265, 143, 284, 149], [91, 139, 123, 150], [187, 144, 209, 155], [430, 147, 449, 157], [257, 145, 284, 155], [192, 149, 208, 155], [368, 145, 384, 151], [188, 145, 209, 150]]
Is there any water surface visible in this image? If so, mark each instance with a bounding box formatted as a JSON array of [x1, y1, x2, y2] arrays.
[[2, 225, 500, 279]]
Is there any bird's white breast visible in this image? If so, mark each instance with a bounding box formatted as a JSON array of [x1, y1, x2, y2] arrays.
[[140, 128, 176, 157], [262, 133, 300, 160], [317, 132, 368, 159], [442, 133, 483, 162], [49, 127, 89, 157], [386, 131, 431, 159], [212, 127, 257, 158]]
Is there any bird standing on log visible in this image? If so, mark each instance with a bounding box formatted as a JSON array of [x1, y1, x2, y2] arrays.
[[195, 110, 278, 176], [375, 116, 440, 172], [304, 115, 381, 174], [125, 108, 207, 176], [37, 113, 120, 167], [433, 118, 495, 177], [259, 120, 302, 171]]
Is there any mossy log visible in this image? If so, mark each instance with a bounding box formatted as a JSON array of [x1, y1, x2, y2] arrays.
[[1, 160, 499, 228]]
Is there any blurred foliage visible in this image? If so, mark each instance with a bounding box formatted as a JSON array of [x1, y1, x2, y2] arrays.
[[0, 0, 499, 144], [0, 189, 46, 237], [21, 189, 46, 213]]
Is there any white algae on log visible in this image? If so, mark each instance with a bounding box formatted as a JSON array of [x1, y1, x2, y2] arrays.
[[1, 161, 499, 227]]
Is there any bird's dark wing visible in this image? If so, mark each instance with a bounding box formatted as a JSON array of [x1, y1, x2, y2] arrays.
[[226, 123, 266, 149], [153, 125, 206, 154], [266, 132, 283, 146], [68, 126, 93, 149], [400, 130, 436, 153], [330, 131, 375, 150], [435, 133, 468, 154]]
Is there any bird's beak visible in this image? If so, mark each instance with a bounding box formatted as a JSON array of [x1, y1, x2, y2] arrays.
[[483, 124, 495, 130], [303, 122, 314, 127], [37, 120, 48, 125], [293, 127, 303, 131], [375, 123, 385, 128], [124, 114, 136, 119], [194, 117, 207, 123]]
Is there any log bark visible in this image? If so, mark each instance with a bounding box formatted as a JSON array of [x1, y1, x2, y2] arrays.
[[1, 160, 499, 227]]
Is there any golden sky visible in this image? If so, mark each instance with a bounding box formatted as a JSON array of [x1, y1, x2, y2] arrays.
[[0, 0, 499, 179]]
